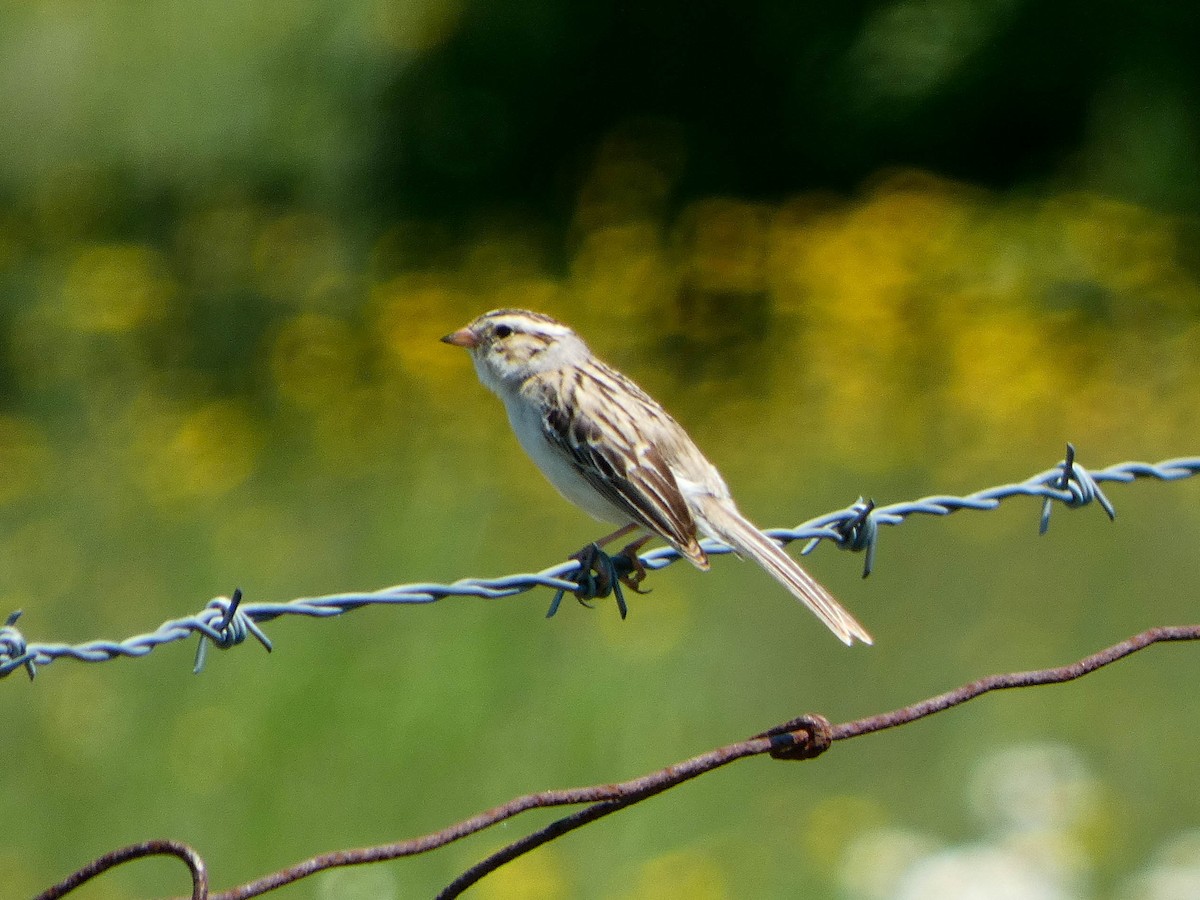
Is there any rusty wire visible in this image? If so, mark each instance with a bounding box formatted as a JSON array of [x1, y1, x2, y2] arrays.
[[31, 624, 1200, 899]]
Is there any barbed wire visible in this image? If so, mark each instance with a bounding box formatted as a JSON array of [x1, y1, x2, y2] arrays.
[[2, 445, 1197, 681]]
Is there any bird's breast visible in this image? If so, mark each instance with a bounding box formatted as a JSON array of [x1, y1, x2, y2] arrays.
[[502, 394, 631, 526]]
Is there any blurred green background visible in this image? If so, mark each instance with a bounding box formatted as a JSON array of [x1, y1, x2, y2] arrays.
[[1, 0, 1199, 897]]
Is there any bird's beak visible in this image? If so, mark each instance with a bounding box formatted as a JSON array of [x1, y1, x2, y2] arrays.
[[441, 327, 479, 349]]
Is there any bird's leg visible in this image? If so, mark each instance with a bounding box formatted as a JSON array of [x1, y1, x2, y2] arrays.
[[593, 523, 640, 547]]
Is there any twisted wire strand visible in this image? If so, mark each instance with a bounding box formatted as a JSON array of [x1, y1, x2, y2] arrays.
[[2, 449, 1197, 680]]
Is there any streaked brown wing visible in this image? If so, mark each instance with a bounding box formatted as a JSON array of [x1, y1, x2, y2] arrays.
[[540, 383, 708, 567]]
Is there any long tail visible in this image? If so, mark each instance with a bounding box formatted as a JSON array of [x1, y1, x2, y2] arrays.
[[693, 496, 873, 646]]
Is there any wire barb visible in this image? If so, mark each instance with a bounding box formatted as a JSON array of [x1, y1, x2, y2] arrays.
[[803, 498, 878, 577], [1038, 443, 1117, 534], [759, 713, 835, 760], [0, 610, 36, 680], [193, 589, 274, 674]]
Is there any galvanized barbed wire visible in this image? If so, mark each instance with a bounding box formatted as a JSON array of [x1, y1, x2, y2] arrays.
[[2, 446, 1198, 680]]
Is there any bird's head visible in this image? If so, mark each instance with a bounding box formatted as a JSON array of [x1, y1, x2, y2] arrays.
[[441, 309, 588, 392]]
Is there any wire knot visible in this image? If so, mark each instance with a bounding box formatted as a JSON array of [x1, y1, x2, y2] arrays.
[[192, 589, 273, 674], [0, 610, 36, 680], [834, 498, 879, 577], [760, 714, 834, 761], [804, 499, 879, 577], [1039, 443, 1117, 534]]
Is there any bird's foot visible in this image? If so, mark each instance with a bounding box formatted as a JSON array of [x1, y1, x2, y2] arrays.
[[546, 543, 629, 620]]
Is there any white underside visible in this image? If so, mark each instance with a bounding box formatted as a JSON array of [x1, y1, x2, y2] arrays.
[[502, 394, 633, 526]]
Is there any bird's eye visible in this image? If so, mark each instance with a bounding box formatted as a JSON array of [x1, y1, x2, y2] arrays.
[[494, 324, 513, 339]]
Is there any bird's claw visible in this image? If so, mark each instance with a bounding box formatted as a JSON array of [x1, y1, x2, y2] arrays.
[[613, 541, 651, 594]]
